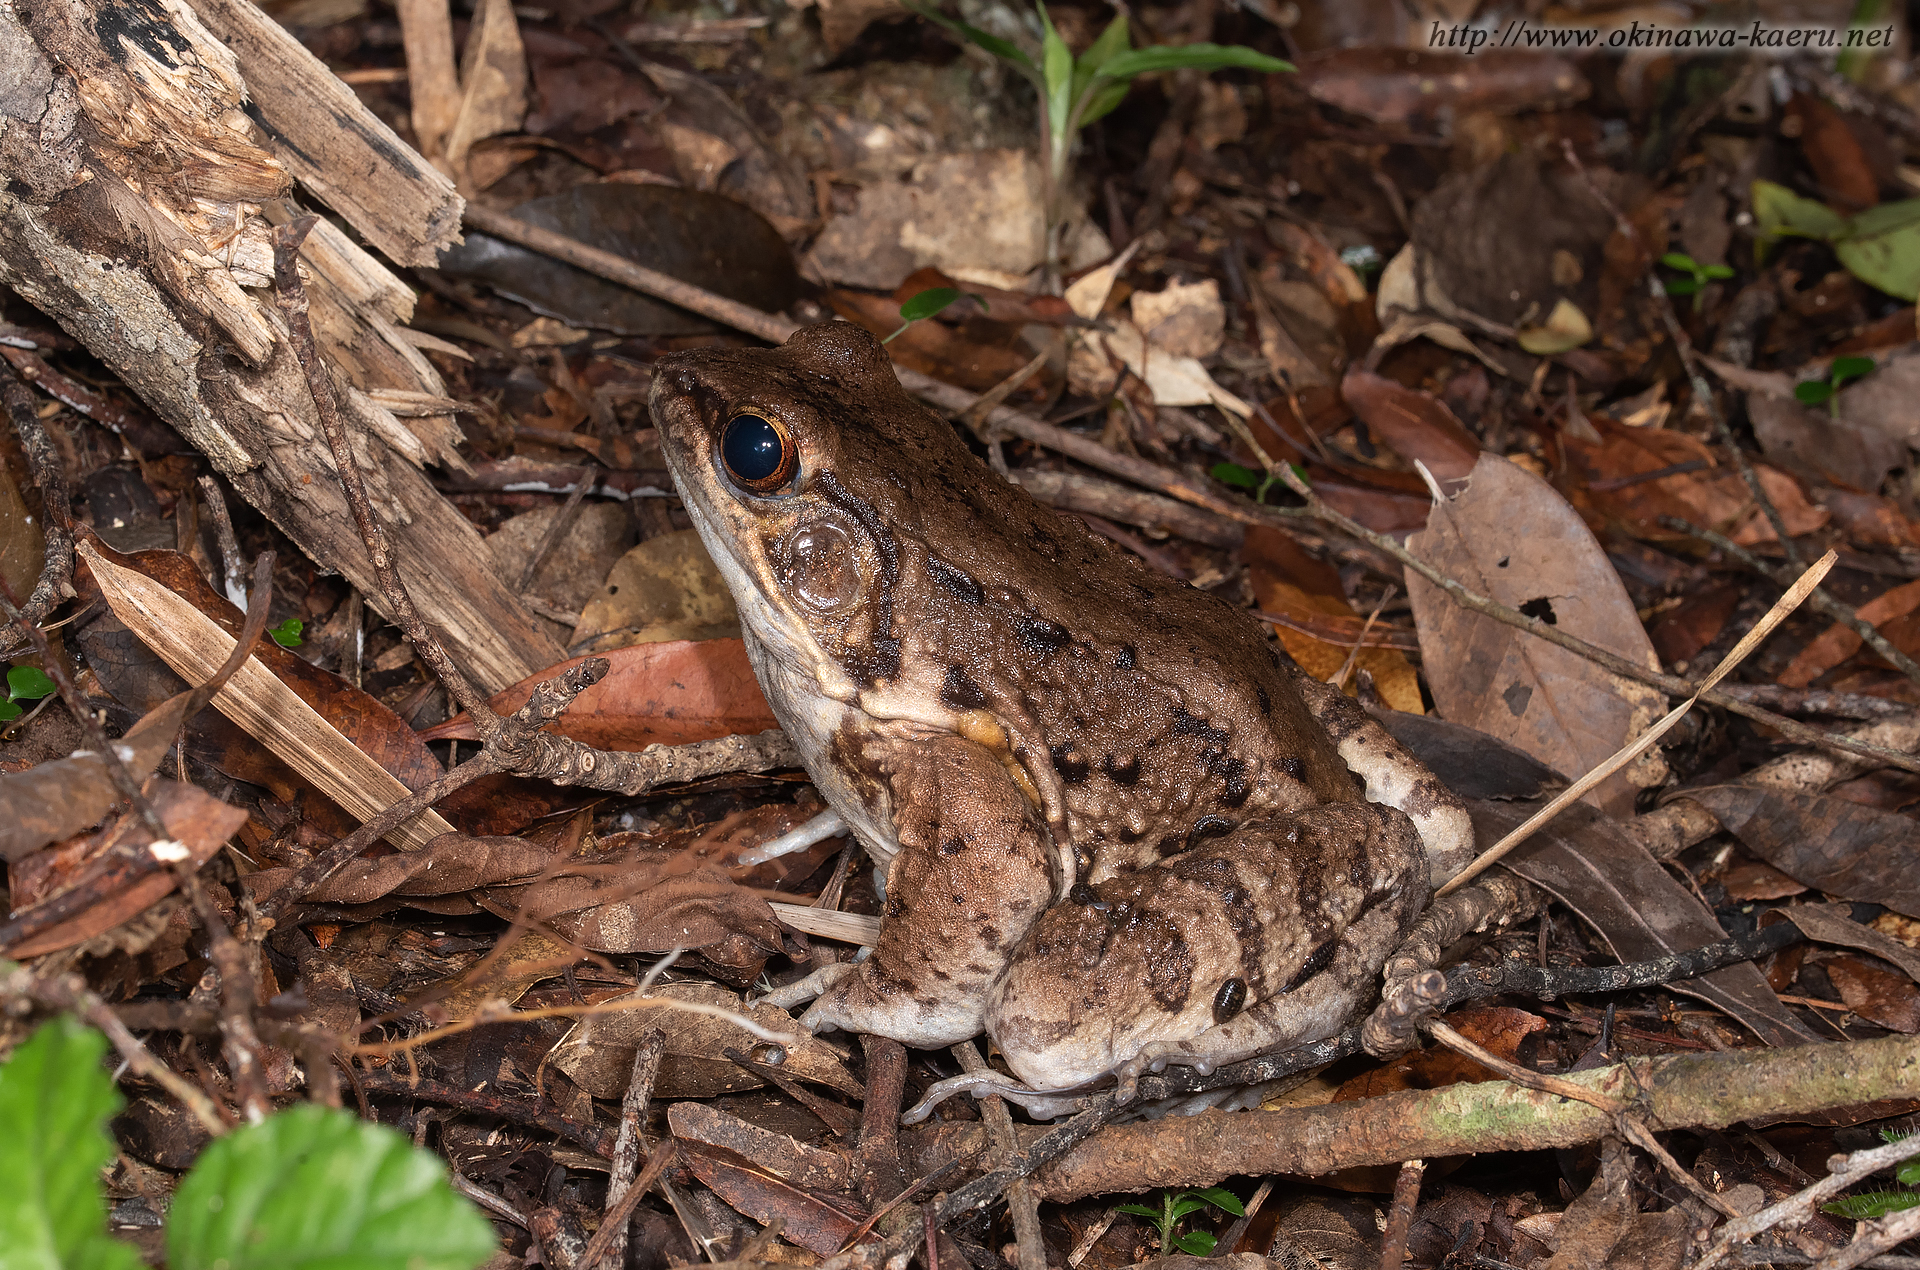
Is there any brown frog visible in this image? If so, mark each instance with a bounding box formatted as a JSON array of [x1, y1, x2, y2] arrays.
[[649, 322, 1474, 1096]]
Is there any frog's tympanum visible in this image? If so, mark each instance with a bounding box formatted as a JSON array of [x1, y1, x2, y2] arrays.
[[650, 322, 1475, 1096]]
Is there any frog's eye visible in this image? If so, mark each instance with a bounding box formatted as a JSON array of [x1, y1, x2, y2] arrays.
[[720, 412, 798, 494]]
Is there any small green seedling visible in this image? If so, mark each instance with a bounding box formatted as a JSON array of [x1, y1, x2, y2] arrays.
[[268, 618, 304, 648], [1211, 460, 1306, 505], [1822, 1129, 1920, 1220], [903, 1, 1291, 281], [1116, 1186, 1245, 1256], [1659, 252, 1734, 311], [0, 663, 55, 722], [883, 287, 976, 344], [1793, 355, 1876, 417]]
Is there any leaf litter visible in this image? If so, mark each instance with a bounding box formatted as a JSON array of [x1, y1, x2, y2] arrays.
[[10, 1, 1920, 1268]]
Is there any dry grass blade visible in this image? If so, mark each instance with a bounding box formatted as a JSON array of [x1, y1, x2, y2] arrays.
[[1437, 549, 1838, 896], [769, 902, 881, 945], [80, 541, 457, 851]]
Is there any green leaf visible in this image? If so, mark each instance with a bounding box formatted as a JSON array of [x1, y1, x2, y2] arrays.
[[1701, 264, 1735, 280], [1659, 251, 1700, 271], [1076, 78, 1133, 128], [1092, 43, 1294, 81], [0, 697, 20, 722], [6, 665, 54, 700], [1795, 380, 1836, 406], [1173, 1231, 1217, 1255], [1190, 1186, 1246, 1216], [0, 1016, 143, 1270], [1664, 277, 1701, 296], [1823, 1190, 1920, 1220], [1836, 209, 1920, 301], [1752, 179, 1849, 242], [1038, 4, 1074, 138], [898, 0, 1037, 74], [1211, 461, 1260, 490], [1069, 14, 1132, 122], [168, 1103, 495, 1270], [1113, 1204, 1162, 1219], [1831, 355, 1877, 388], [1167, 1197, 1209, 1222], [899, 287, 964, 322], [267, 619, 304, 649], [1899, 1161, 1920, 1186]]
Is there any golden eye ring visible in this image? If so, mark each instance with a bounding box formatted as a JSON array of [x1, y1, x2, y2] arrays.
[[720, 412, 798, 494]]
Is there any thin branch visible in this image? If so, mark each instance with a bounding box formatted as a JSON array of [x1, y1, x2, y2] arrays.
[[0, 373, 73, 643]]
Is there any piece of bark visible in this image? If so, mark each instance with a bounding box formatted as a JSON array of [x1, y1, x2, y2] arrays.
[[183, 0, 463, 267], [0, 1, 562, 692]]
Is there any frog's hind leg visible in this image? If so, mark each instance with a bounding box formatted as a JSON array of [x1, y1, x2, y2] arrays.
[[798, 733, 1056, 1048], [986, 801, 1428, 1092]]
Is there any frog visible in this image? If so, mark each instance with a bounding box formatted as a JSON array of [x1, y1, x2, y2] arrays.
[[648, 321, 1475, 1097]]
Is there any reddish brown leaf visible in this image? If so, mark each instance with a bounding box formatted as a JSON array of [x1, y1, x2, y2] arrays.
[[1339, 368, 1481, 482], [1787, 94, 1880, 213], [1779, 577, 1920, 688], [679, 1141, 865, 1256], [2, 781, 248, 958], [669, 1102, 850, 1192], [1648, 581, 1742, 669], [293, 833, 558, 903], [828, 289, 1046, 395], [891, 267, 1081, 327], [1720, 859, 1808, 902], [1565, 425, 1828, 547], [1824, 956, 1920, 1032], [1294, 48, 1587, 127], [1678, 786, 1920, 919], [425, 639, 777, 749]]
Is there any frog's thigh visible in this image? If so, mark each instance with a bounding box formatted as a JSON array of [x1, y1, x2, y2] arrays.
[[801, 734, 1055, 1048], [988, 802, 1426, 1091]]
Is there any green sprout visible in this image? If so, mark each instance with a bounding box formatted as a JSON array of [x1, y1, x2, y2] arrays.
[[883, 287, 976, 343], [903, 1, 1291, 284], [1659, 252, 1734, 311], [1793, 355, 1876, 418], [1822, 1129, 1920, 1220], [268, 618, 304, 648], [0, 663, 54, 722], [1211, 460, 1306, 504], [1116, 1186, 1245, 1256]]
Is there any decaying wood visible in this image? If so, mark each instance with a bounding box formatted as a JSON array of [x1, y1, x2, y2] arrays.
[[184, 0, 463, 267], [0, 0, 563, 693]]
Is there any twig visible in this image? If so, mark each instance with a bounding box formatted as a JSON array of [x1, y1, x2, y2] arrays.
[[1379, 1160, 1424, 1270], [271, 218, 502, 741], [1556, 137, 1800, 564], [953, 1041, 1046, 1270], [578, 1140, 680, 1270], [1662, 515, 1920, 691], [1698, 1133, 1920, 1270], [598, 1028, 665, 1270], [198, 475, 248, 609], [518, 463, 597, 593], [0, 373, 73, 641]]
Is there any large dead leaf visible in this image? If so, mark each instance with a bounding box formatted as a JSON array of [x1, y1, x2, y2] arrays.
[[439, 184, 799, 334], [1678, 786, 1920, 920], [294, 833, 558, 903], [570, 530, 742, 653], [423, 639, 776, 749], [1565, 424, 1829, 547], [1406, 454, 1668, 818], [1340, 368, 1481, 483], [1778, 576, 1920, 688]]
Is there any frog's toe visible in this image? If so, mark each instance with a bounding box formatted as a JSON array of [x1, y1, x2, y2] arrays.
[[756, 962, 857, 1012]]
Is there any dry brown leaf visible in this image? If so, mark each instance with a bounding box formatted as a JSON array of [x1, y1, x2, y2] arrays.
[[1406, 454, 1668, 818]]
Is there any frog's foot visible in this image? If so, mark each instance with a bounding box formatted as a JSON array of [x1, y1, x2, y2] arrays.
[[900, 1071, 1103, 1124], [799, 959, 988, 1048], [755, 962, 859, 1012]]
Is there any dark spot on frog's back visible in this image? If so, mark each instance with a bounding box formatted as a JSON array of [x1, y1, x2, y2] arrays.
[[1256, 685, 1271, 715], [1050, 743, 1091, 783], [1103, 754, 1141, 786], [1145, 919, 1196, 1012], [1213, 977, 1248, 1023], [1278, 755, 1306, 781], [1016, 616, 1072, 658], [1113, 644, 1137, 671], [1171, 708, 1230, 744], [927, 556, 983, 604], [941, 665, 990, 710], [1284, 938, 1339, 992]]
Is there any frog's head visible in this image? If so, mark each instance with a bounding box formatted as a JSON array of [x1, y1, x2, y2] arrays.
[[650, 322, 939, 699]]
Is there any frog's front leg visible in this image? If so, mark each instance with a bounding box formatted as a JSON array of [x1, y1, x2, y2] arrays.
[[800, 732, 1056, 1048]]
